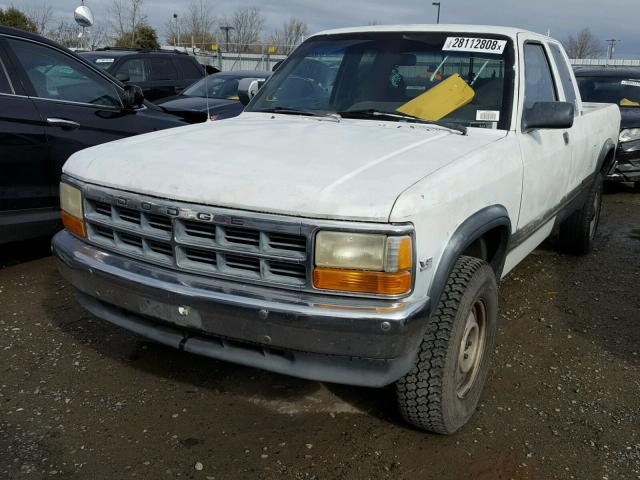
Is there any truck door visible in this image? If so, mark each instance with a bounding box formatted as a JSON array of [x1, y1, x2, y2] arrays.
[[547, 43, 594, 190], [516, 40, 574, 231]]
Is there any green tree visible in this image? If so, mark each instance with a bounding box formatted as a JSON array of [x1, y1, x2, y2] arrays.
[[114, 25, 160, 49], [0, 7, 38, 33]]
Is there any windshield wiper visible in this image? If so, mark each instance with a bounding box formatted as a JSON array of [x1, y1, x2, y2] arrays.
[[339, 109, 467, 135], [254, 106, 341, 120]]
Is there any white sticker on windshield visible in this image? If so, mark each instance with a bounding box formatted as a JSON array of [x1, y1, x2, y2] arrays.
[[443, 37, 507, 55], [96, 58, 115, 63], [476, 110, 500, 122], [621, 79, 640, 87]]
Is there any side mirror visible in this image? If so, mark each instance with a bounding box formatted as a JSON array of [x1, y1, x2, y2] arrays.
[[523, 101, 574, 132], [122, 85, 144, 109], [238, 78, 264, 106], [116, 72, 130, 82], [272, 60, 283, 72]]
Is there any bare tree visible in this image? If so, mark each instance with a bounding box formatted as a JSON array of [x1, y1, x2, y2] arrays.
[[269, 18, 308, 54], [166, 0, 217, 49], [563, 28, 605, 59], [108, 0, 147, 47], [25, 2, 53, 34], [86, 24, 110, 50], [47, 20, 83, 49], [223, 6, 265, 53]]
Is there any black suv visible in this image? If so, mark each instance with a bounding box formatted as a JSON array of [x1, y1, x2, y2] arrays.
[[0, 26, 197, 245], [81, 49, 206, 102]]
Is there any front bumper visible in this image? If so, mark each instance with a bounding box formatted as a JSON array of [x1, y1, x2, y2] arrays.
[[53, 230, 430, 387], [609, 139, 640, 182]]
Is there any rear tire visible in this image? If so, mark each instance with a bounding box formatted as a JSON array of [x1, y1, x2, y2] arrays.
[[559, 173, 603, 255], [396, 256, 497, 434]]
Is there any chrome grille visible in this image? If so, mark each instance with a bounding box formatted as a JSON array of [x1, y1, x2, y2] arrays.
[[83, 188, 309, 288]]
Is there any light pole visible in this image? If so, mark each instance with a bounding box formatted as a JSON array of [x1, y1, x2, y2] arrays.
[[173, 13, 179, 48], [432, 2, 441, 24], [220, 25, 234, 52]]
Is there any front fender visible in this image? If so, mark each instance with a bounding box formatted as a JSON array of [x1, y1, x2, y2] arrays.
[[427, 205, 511, 310]]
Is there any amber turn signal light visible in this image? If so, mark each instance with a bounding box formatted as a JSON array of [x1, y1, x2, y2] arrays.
[[62, 210, 86, 238], [313, 268, 412, 295]]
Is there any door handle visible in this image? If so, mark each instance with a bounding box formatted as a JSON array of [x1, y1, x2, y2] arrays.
[[47, 118, 81, 130], [563, 132, 570, 145]]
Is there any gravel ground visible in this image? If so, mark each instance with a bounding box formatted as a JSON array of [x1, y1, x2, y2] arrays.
[[1, 185, 639, 480]]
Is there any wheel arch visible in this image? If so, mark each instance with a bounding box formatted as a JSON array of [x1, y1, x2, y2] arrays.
[[596, 138, 617, 175], [427, 205, 511, 309]]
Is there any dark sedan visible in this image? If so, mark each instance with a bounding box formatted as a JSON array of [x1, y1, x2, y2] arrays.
[[0, 26, 195, 245], [575, 67, 640, 190], [156, 70, 270, 121]]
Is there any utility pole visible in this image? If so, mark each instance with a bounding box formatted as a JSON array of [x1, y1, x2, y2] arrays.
[[432, 2, 441, 24], [606, 38, 619, 60], [220, 25, 234, 52]]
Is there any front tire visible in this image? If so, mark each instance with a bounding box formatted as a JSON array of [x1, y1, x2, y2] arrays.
[[396, 256, 497, 434]]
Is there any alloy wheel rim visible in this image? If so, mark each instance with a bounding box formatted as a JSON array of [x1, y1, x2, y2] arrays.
[[456, 300, 487, 399]]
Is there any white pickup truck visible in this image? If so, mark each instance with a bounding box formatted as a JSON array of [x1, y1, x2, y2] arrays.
[[53, 25, 620, 434]]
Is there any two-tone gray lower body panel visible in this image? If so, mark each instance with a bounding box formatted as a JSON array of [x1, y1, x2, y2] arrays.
[[52, 231, 430, 387]]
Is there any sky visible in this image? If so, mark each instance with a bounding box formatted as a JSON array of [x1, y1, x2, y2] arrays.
[[4, 0, 640, 57]]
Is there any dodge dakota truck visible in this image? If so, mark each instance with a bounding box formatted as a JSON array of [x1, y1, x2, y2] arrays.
[[53, 25, 620, 434]]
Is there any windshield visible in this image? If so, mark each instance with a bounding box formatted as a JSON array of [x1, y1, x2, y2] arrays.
[[248, 32, 515, 129], [576, 76, 640, 107], [183, 74, 250, 99]]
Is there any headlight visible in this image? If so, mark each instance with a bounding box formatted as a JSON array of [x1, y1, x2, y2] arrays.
[[60, 183, 85, 237], [619, 128, 640, 143], [313, 231, 413, 295]]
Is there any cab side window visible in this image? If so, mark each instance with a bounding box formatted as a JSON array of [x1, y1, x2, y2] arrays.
[[549, 43, 578, 113], [0, 58, 12, 94], [115, 58, 146, 82], [6, 38, 121, 107], [149, 58, 178, 80], [523, 43, 557, 110]]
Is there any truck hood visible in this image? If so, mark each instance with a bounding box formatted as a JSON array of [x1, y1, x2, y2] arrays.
[[63, 112, 504, 222]]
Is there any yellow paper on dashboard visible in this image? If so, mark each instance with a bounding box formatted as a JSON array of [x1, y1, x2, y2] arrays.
[[397, 74, 475, 121], [620, 98, 640, 107]]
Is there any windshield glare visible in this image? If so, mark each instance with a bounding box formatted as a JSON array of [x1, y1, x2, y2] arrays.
[[183, 75, 242, 99], [577, 76, 640, 107], [248, 32, 514, 129]]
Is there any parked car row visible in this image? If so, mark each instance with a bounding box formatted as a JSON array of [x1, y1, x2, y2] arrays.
[[0, 26, 270, 244], [0, 21, 631, 434]]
